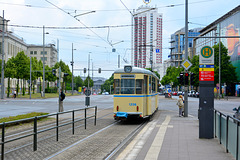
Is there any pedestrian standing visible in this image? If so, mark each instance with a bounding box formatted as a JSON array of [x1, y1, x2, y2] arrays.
[[59, 89, 65, 112], [176, 95, 184, 117], [13, 90, 16, 98]]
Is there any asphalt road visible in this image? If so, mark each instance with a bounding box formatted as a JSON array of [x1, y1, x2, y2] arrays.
[[0, 94, 239, 118], [0, 95, 113, 118]]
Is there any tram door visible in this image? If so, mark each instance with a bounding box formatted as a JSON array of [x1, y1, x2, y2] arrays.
[[144, 75, 148, 117]]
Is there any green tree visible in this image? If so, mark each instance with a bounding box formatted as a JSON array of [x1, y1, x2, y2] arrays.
[[53, 60, 72, 91], [189, 55, 199, 87], [83, 76, 93, 88], [160, 66, 183, 87], [74, 76, 83, 90], [13, 51, 30, 96], [145, 68, 160, 79], [5, 57, 17, 98], [213, 42, 238, 85], [101, 75, 114, 93]]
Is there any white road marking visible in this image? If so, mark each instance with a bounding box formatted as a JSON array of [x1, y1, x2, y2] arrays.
[[144, 115, 171, 160], [116, 120, 158, 160]]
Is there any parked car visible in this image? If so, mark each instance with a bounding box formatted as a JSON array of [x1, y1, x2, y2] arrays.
[[172, 91, 178, 96], [177, 91, 183, 96], [194, 92, 200, 98], [188, 90, 196, 97]]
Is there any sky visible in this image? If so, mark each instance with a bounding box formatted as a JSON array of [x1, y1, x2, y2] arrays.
[[0, 0, 239, 79]]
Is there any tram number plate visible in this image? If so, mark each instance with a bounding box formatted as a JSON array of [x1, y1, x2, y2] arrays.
[[129, 103, 136, 106]]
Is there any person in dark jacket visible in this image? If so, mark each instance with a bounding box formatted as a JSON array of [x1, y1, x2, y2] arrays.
[[59, 89, 65, 112]]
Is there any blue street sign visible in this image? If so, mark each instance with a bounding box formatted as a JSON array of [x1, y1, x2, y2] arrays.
[[156, 49, 160, 53]]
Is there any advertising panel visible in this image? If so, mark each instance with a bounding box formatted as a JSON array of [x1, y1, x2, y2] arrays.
[[220, 11, 240, 80]]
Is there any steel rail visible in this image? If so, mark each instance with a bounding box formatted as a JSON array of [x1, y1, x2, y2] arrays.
[[104, 120, 148, 160]]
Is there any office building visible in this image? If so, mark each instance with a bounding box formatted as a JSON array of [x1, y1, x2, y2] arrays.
[[132, 5, 162, 71], [169, 28, 201, 67]]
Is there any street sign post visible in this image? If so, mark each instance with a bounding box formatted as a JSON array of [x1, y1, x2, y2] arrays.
[[181, 59, 192, 71], [199, 46, 214, 139]]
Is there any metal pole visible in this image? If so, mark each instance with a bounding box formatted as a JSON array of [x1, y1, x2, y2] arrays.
[[184, 0, 188, 117], [219, 24, 221, 100], [58, 67, 61, 112], [33, 117, 37, 151], [57, 39, 59, 62], [42, 25, 45, 97], [72, 43, 74, 95], [88, 53, 90, 91], [1, 123, 5, 160], [118, 54, 120, 68], [30, 57, 32, 99], [1, 11, 5, 99], [92, 61, 93, 95]]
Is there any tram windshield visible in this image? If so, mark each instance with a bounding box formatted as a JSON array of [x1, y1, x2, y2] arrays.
[[121, 79, 135, 94], [114, 79, 144, 94]]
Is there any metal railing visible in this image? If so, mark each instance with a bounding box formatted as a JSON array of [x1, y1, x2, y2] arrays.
[[214, 109, 240, 160], [0, 106, 97, 160]]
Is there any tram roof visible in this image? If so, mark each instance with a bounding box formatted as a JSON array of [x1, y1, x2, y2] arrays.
[[114, 66, 159, 80]]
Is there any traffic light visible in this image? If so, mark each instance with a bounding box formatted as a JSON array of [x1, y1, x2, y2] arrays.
[[84, 68, 87, 73], [98, 68, 101, 73], [178, 73, 184, 85], [185, 72, 189, 85], [190, 73, 195, 86], [64, 73, 69, 77], [52, 69, 56, 76], [52, 69, 59, 77], [70, 61, 74, 66]]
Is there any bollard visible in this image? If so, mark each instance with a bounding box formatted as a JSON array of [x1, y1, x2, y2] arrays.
[[94, 106, 97, 126], [85, 108, 87, 129], [72, 110, 75, 135], [56, 113, 59, 141], [33, 117, 37, 151], [1, 122, 5, 160]]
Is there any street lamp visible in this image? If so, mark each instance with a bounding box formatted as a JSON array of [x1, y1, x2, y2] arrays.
[[71, 43, 76, 95], [42, 25, 49, 98]]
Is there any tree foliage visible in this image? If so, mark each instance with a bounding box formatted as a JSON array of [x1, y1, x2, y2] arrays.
[[83, 76, 93, 88], [213, 42, 237, 85], [145, 68, 160, 79], [160, 66, 183, 87], [74, 76, 83, 90], [189, 55, 199, 87], [101, 75, 114, 93]]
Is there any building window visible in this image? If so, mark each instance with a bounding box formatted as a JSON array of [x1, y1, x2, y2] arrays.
[[41, 51, 47, 55], [30, 51, 34, 55], [34, 51, 37, 54], [41, 57, 47, 61]]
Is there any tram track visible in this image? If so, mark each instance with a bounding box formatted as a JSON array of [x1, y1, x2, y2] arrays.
[[1, 107, 114, 159], [2, 106, 150, 160], [104, 120, 148, 160]]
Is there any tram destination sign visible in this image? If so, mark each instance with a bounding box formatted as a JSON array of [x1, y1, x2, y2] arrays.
[[200, 46, 214, 65]]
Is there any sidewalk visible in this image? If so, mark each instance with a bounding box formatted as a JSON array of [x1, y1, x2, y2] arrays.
[[115, 110, 234, 160]]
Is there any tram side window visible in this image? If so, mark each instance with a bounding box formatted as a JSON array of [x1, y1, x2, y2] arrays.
[[149, 76, 152, 94], [114, 79, 120, 94], [136, 79, 143, 94], [121, 79, 135, 94], [152, 77, 156, 93]]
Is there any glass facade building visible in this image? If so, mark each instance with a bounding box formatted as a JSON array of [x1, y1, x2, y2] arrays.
[[194, 5, 240, 81], [169, 28, 201, 67]]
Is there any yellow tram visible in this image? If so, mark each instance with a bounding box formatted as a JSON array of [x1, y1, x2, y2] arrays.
[[113, 65, 159, 120]]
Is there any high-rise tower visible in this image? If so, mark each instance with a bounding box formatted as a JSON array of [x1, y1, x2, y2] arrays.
[[132, 6, 162, 70]]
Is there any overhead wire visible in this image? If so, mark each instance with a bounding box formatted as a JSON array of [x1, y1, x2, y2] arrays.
[[44, 0, 112, 47]]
